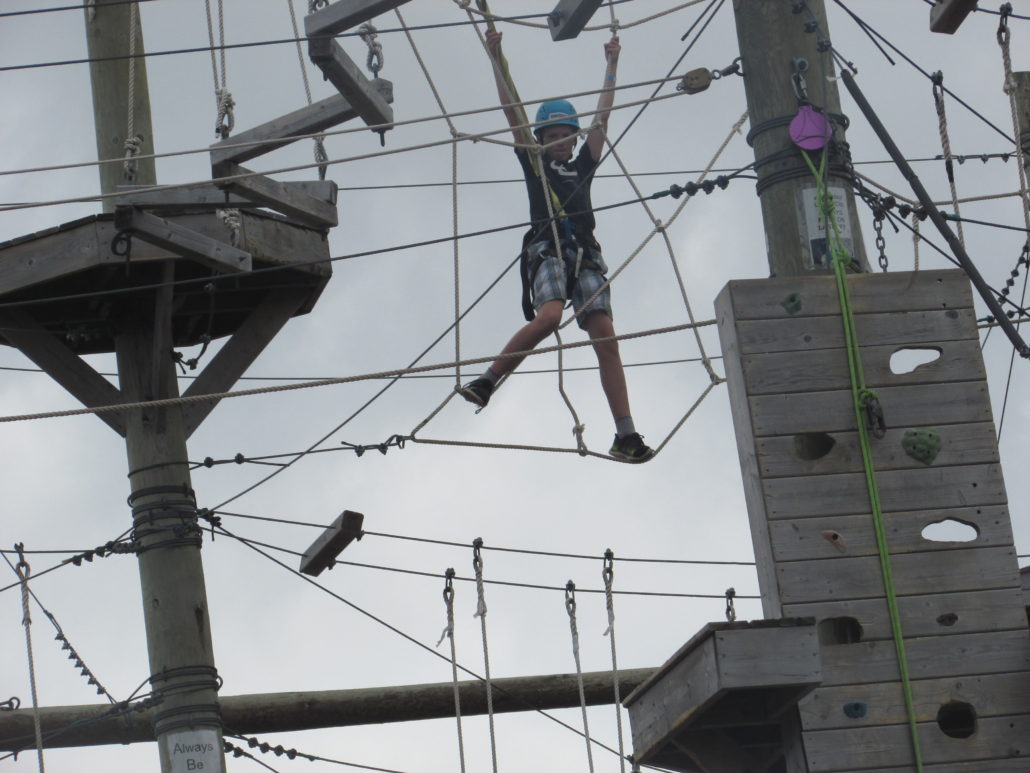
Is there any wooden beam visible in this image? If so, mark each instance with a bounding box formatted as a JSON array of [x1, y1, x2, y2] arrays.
[[929, 0, 978, 34], [307, 37, 393, 131], [113, 207, 253, 273], [209, 87, 393, 168], [0, 309, 126, 436], [212, 162, 339, 228], [304, 0, 413, 37], [300, 510, 364, 576], [115, 181, 338, 212], [547, 0, 604, 41], [180, 287, 311, 438], [0, 667, 656, 750]]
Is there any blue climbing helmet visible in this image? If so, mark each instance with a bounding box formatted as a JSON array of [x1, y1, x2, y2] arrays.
[[534, 99, 579, 135]]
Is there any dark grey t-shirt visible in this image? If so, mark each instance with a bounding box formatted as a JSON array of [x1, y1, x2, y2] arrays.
[[516, 143, 599, 248]]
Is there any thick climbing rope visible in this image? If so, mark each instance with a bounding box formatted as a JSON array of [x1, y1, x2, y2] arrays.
[[802, 147, 925, 773], [471, 540, 499, 773], [601, 551, 626, 773], [997, 9, 1030, 239], [204, 0, 234, 139], [931, 72, 965, 248], [565, 582, 595, 773], [287, 0, 329, 180], [15, 547, 46, 772], [394, 8, 465, 398], [122, 0, 140, 182], [437, 569, 467, 773]]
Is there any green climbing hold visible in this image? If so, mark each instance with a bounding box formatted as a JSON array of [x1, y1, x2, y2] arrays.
[[902, 429, 942, 465], [781, 292, 802, 315]]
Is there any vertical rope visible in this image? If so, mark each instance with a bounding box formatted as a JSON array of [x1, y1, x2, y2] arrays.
[[554, 328, 588, 454], [288, 0, 329, 179], [437, 569, 467, 773], [931, 73, 965, 247], [15, 546, 46, 772], [601, 550, 626, 773], [912, 214, 921, 272], [472, 539, 499, 773], [206, 0, 234, 139], [122, 1, 140, 181], [565, 581, 595, 773], [997, 10, 1030, 238]]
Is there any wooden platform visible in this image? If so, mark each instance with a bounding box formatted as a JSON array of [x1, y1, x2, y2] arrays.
[[623, 618, 820, 773], [715, 269, 1030, 771]]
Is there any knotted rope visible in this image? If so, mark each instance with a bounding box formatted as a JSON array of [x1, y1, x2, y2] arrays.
[[566, 581, 595, 773], [15, 545, 46, 772], [437, 569, 467, 773], [472, 539, 498, 773]]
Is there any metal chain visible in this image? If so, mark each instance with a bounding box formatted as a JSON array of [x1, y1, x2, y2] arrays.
[[602, 551, 626, 773], [997, 5, 1030, 238], [873, 213, 888, 272], [724, 587, 736, 622], [565, 581, 595, 773], [438, 569, 467, 773], [15, 545, 46, 772], [472, 539, 498, 773]]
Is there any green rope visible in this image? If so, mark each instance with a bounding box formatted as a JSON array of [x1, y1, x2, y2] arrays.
[[801, 149, 925, 772]]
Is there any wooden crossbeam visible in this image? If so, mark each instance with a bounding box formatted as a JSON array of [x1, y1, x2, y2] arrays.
[[929, 0, 978, 33], [113, 207, 253, 273], [209, 86, 393, 169], [212, 162, 339, 228], [548, 0, 604, 41], [0, 309, 126, 436], [115, 181, 338, 212], [299, 510, 365, 576], [308, 37, 393, 131], [304, 0, 413, 38]]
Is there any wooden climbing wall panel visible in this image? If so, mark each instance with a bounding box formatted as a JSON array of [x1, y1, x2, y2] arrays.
[[715, 269, 1030, 772]]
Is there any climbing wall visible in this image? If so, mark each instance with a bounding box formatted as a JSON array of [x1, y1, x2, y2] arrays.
[[715, 268, 1030, 772]]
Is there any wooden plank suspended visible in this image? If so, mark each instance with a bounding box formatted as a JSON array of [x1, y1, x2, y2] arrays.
[[930, 0, 978, 33], [299, 510, 365, 576], [762, 463, 1007, 519], [548, 0, 605, 41], [307, 37, 393, 131], [115, 181, 338, 212], [305, 0, 413, 38], [209, 86, 393, 168], [803, 713, 1030, 771], [769, 504, 1014, 562], [113, 207, 252, 273], [722, 269, 973, 320], [776, 546, 1020, 605], [750, 380, 993, 437], [799, 671, 1030, 731], [783, 587, 1028, 642], [212, 162, 339, 228]]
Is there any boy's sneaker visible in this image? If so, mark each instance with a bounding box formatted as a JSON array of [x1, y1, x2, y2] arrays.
[[610, 432, 654, 463], [459, 377, 494, 408]]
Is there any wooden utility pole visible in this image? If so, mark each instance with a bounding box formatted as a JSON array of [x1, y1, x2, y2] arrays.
[[732, 0, 868, 276], [84, 0, 157, 207], [85, 3, 226, 771], [1014, 71, 1030, 184]]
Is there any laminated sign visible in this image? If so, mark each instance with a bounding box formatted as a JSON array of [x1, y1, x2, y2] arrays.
[[167, 729, 221, 772]]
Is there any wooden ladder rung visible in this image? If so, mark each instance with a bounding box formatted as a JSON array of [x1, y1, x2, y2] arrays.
[[210, 87, 392, 169], [212, 162, 339, 229], [115, 181, 338, 212], [304, 0, 412, 38], [113, 207, 253, 273], [308, 36, 393, 132]]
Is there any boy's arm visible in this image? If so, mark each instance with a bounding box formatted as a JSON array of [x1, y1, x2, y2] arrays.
[[587, 35, 621, 162], [485, 30, 535, 148]]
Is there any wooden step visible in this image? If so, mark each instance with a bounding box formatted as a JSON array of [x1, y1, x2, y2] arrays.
[[209, 85, 392, 168], [305, 0, 413, 38], [212, 162, 339, 228], [308, 36, 393, 131], [113, 207, 252, 273], [115, 181, 337, 212], [548, 0, 605, 41]]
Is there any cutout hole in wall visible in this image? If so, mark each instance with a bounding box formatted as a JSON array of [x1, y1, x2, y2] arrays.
[[818, 617, 863, 645], [936, 612, 959, 627], [921, 518, 979, 543], [794, 432, 836, 460], [937, 701, 977, 739], [890, 346, 942, 375]]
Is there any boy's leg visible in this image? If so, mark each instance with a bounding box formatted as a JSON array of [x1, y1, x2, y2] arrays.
[[584, 310, 630, 420]]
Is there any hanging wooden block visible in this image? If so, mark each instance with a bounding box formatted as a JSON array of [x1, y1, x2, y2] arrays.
[[212, 162, 339, 228], [548, 0, 605, 41], [305, 0, 413, 38]]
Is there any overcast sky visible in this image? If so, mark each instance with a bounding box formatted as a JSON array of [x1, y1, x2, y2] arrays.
[[1, 1, 1029, 771]]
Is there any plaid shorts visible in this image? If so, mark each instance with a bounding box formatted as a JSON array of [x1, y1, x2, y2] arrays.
[[529, 241, 612, 330]]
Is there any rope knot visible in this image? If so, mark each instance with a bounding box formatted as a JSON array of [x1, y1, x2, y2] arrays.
[[453, 0, 472, 8], [358, 23, 384, 77], [122, 134, 143, 180], [215, 88, 236, 139], [217, 208, 242, 246]]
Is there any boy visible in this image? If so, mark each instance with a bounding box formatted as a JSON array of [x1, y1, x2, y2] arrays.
[[459, 30, 653, 463]]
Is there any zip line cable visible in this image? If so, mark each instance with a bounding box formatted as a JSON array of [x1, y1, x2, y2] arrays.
[[0, 0, 158, 18]]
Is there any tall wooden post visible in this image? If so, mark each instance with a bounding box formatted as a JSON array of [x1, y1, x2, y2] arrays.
[[85, 3, 226, 771], [732, 0, 868, 276], [84, 0, 157, 207], [1014, 71, 1030, 184]]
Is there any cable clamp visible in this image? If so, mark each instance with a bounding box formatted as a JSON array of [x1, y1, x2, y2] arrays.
[[0, 697, 20, 712], [859, 389, 886, 439]]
